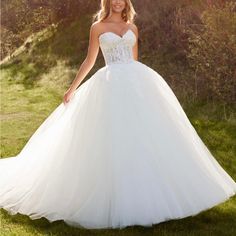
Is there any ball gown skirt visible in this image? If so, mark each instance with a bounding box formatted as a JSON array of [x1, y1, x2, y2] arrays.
[[0, 29, 236, 229]]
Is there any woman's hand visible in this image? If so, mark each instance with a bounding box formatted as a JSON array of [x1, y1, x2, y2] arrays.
[[63, 88, 75, 105]]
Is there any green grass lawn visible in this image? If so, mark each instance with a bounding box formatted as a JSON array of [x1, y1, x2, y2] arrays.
[[0, 70, 236, 236]]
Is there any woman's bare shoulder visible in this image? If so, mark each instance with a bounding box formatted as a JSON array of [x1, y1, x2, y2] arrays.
[[90, 21, 108, 37], [128, 22, 138, 32], [91, 21, 103, 32], [127, 22, 138, 38]]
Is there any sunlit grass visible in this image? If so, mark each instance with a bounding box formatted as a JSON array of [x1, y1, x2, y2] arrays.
[[1, 64, 236, 236]]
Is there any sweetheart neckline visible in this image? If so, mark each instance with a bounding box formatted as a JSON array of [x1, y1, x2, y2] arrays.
[[98, 29, 136, 40]]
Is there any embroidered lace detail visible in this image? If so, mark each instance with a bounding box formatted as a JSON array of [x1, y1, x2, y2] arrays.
[[101, 43, 134, 65], [99, 30, 136, 65]]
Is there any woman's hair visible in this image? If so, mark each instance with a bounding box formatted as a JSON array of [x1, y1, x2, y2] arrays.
[[93, 0, 137, 23]]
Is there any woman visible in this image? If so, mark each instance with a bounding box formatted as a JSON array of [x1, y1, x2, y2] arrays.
[[1, 0, 236, 230]]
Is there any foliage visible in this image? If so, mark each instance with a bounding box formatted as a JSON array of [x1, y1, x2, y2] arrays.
[[1, 0, 52, 59], [187, 2, 236, 105], [0, 0, 98, 59]]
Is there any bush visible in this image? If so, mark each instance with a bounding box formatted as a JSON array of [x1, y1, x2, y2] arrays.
[[187, 1, 236, 105], [0, 0, 98, 59]]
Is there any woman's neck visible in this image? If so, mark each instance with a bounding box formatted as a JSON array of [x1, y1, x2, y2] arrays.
[[106, 12, 124, 23]]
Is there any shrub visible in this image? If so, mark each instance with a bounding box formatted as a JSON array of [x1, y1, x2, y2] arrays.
[[187, 1, 236, 105]]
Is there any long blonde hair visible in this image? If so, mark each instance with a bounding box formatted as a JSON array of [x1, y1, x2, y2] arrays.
[[93, 0, 137, 23]]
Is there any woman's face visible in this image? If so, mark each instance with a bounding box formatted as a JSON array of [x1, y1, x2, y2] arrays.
[[111, 0, 126, 13]]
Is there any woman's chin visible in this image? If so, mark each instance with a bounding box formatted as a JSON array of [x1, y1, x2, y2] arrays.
[[112, 9, 124, 14]]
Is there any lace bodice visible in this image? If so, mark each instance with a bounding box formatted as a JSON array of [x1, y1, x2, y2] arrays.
[[99, 29, 136, 65]]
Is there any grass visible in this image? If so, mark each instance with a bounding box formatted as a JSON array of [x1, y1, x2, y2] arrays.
[[1, 69, 236, 236], [0, 17, 236, 236]]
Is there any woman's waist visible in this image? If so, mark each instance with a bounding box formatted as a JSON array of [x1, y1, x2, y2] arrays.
[[105, 58, 137, 66]]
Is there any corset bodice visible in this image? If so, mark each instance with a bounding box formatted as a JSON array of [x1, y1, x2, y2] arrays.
[[99, 29, 136, 65]]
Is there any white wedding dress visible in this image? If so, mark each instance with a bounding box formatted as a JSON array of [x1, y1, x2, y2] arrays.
[[0, 29, 236, 229]]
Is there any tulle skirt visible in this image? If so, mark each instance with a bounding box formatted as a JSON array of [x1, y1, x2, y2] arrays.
[[0, 60, 236, 229]]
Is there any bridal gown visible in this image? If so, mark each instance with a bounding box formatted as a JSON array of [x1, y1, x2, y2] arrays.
[[0, 29, 236, 229]]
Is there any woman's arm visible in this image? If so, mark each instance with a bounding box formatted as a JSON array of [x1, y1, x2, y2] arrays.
[[63, 23, 100, 104]]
